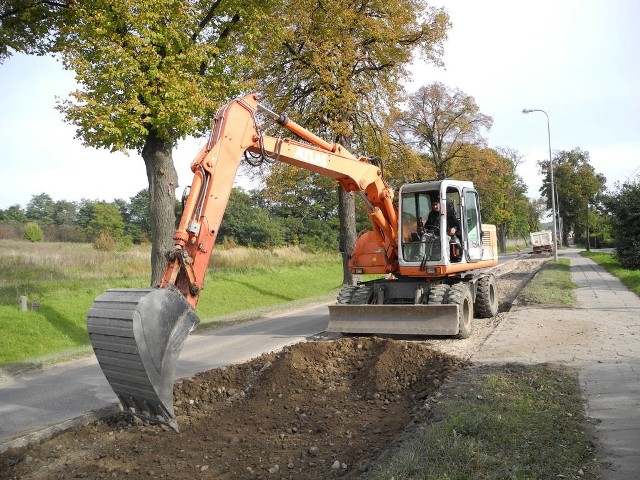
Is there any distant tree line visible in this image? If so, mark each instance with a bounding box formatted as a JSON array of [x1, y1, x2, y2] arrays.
[[0, 191, 153, 249], [1, 163, 634, 261], [0, 186, 371, 252]]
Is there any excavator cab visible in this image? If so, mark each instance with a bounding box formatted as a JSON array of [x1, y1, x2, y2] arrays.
[[398, 179, 482, 267]]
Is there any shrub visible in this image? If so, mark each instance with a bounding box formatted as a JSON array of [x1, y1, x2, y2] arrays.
[[92, 231, 117, 251], [23, 222, 44, 242], [0, 222, 20, 240], [605, 179, 640, 269]]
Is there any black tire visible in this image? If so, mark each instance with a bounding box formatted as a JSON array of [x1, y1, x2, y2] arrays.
[[446, 283, 474, 339], [336, 285, 373, 305], [351, 285, 373, 304], [475, 273, 498, 318], [428, 283, 450, 305], [336, 285, 358, 304]]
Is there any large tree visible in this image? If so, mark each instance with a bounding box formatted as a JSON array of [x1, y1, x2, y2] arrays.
[[56, 1, 274, 284], [539, 148, 606, 245], [255, 0, 450, 284], [397, 82, 493, 177], [0, 0, 72, 62], [361, 106, 436, 189]]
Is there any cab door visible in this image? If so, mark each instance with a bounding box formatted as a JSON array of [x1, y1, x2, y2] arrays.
[[462, 189, 483, 261]]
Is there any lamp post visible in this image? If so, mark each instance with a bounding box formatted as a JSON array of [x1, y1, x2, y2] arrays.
[[522, 108, 558, 261]]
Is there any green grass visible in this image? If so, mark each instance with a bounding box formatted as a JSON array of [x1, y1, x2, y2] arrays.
[[190, 262, 342, 321], [366, 365, 597, 480], [581, 251, 640, 296], [0, 278, 145, 365], [0, 241, 343, 366], [518, 258, 576, 306]]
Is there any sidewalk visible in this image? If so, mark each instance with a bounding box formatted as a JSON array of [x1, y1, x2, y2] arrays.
[[474, 248, 640, 479]]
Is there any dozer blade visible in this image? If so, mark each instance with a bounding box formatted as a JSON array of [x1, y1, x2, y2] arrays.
[[326, 304, 460, 336], [87, 287, 200, 432]]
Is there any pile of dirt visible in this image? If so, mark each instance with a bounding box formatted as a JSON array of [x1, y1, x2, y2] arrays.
[[1, 338, 467, 479]]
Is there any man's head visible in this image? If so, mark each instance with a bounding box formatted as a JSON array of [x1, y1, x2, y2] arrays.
[[431, 201, 440, 211]]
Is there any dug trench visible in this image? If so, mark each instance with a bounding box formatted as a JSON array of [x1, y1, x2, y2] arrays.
[[0, 256, 547, 479]]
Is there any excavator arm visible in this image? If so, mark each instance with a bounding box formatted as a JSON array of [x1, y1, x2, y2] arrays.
[[87, 93, 398, 430], [160, 94, 398, 308]]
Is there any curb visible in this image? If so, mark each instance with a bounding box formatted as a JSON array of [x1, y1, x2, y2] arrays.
[[0, 403, 120, 454]]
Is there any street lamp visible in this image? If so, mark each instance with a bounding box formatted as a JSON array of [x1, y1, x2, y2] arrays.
[[522, 108, 558, 261]]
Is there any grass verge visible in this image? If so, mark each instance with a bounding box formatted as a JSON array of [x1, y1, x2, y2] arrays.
[[518, 258, 576, 306], [366, 364, 597, 480], [581, 251, 640, 296]]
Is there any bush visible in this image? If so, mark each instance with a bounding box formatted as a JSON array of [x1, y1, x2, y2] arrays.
[[605, 179, 640, 269], [23, 222, 44, 242], [0, 222, 20, 240], [43, 224, 87, 243], [92, 231, 117, 251], [92, 232, 133, 252]]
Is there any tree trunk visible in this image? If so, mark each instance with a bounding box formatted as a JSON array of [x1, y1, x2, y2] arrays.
[[141, 131, 178, 286], [338, 187, 357, 286], [498, 224, 507, 253], [335, 130, 358, 286]]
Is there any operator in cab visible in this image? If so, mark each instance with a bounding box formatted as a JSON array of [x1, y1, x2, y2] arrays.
[[426, 199, 460, 237]]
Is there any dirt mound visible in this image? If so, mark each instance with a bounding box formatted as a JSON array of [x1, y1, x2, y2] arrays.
[[1, 338, 466, 479]]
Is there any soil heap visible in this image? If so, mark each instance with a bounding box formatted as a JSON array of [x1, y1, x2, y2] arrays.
[[1, 337, 466, 479]]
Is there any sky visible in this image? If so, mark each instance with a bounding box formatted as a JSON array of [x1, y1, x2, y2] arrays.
[[1, 0, 639, 210]]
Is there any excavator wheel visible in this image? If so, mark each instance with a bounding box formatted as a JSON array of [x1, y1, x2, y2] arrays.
[[474, 273, 499, 318], [336, 284, 374, 305], [428, 283, 450, 305], [87, 287, 200, 431], [446, 283, 474, 339], [336, 285, 359, 304]]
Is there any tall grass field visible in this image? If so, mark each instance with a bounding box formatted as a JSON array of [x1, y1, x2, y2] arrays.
[[0, 241, 344, 366]]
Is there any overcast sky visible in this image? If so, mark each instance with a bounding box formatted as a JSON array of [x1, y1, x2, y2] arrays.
[[1, 0, 639, 210]]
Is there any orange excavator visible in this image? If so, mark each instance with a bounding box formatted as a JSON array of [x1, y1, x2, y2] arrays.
[[87, 93, 498, 431]]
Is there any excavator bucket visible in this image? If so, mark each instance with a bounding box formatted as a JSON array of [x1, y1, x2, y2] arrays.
[[87, 287, 200, 432], [326, 304, 460, 336]]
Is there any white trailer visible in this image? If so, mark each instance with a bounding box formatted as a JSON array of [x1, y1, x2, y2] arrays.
[[530, 230, 553, 253]]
